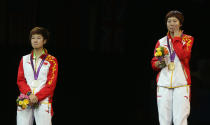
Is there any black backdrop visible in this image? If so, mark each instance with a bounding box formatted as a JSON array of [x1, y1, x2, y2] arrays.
[[1, 0, 210, 125]]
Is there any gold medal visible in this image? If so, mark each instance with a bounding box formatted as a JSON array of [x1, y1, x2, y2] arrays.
[[168, 62, 175, 71], [31, 80, 40, 88]]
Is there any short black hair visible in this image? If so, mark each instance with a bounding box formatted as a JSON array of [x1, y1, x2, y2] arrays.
[[29, 27, 50, 41], [165, 10, 184, 25]]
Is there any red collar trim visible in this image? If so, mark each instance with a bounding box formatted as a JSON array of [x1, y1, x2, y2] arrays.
[[167, 32, 173, 39]]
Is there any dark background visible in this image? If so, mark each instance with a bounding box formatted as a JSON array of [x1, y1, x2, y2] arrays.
[[1, 0, 210, 125]]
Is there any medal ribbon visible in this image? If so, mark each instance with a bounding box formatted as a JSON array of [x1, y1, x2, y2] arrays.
[[30, 54, 48, 80], [167, 37, 176, 62]]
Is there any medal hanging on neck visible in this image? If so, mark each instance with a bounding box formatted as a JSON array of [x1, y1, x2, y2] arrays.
[[167, 37, 175, 71], [30, 53, 47, 88]]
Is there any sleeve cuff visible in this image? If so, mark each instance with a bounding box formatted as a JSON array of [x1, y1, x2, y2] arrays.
[[26, 91, 32, 96]]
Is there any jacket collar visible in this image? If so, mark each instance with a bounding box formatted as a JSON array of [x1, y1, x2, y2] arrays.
[[167, 31, 185, 39], [31, 48, 48, 59], [167, 32, 173, 39]]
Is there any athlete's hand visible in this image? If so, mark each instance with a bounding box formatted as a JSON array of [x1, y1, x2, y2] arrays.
[[29, 94, 38, 105], [155, 60, 166, 69], [174, 25, 183, 37]]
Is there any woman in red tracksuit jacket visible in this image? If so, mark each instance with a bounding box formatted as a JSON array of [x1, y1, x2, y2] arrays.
[[16, 27, 58, 125], [151, 10, 194, 125]]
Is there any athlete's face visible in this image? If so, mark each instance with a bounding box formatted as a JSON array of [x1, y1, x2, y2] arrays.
[[31, 34, 46, 49], [167, 17, 181, 33]]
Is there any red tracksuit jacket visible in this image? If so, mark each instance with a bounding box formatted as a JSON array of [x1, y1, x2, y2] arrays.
[[17, 49, 58, 115], [151, 33, 194, 85]]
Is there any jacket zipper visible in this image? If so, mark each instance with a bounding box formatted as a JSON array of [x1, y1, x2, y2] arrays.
[[170, 71, 174, 88]]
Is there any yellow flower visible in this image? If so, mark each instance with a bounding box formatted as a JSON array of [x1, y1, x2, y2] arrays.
[[156, 48, 161, 51], [155, 52, 158, 57], [22, 104, 27, 109], [23, 99, 29, 105], [19, 101, 23, 105], [158, 51, 162, 56]]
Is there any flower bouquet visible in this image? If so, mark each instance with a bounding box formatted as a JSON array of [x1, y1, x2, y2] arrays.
[[154, 46, 169, 68], [16, 94, 39, 109]]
